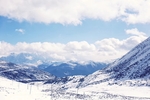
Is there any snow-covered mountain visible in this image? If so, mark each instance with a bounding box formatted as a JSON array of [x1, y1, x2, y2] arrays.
[[0, 53, 49, 67], [0, 61, 55, 82], [40, 61, 107, 77], [0, 53, 108, 77], [80, 37, 150, 87], [105, 37, 150, 80]]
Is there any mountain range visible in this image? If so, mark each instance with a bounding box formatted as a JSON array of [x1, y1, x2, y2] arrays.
[[0, 53, 107, 77], [40, 61, 107, 77]]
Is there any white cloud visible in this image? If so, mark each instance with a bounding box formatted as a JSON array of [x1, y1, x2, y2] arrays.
[[15, 29, 25, 34], [0, 41, 14, 57], [65, 41, 96, 51], [25, 56, 32, 60], [125, 28, 146, 36], [1, 0, 150, 25], [0, 29, 148, 63]]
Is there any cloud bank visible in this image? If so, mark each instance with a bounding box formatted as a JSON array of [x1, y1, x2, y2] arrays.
[[0, 29, 147, 62], [0, 0, 150, 25]]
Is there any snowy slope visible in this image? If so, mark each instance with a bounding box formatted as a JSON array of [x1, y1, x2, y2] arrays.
[[1, 76, 150, 100], [80, 37, 150, 87], [0, 61, 55, 82], [0, 76, 54, 100], [104, 37, 150, 84], [105, 37, 150, 79]]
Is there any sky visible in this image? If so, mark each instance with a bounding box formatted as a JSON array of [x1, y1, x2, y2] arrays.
[[0, 0, 150, 63]]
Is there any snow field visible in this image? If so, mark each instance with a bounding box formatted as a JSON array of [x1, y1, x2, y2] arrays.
[[1, 76, 150, 100]]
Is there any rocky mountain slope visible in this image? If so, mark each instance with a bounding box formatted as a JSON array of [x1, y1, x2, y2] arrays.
[[80, 37, 150, 87], [0, 61, 55, 82]]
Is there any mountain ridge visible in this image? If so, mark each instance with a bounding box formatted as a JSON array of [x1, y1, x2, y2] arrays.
[[79, 37, 150, 87], [0, 60, 55, 82], [0, 53, 108, 77], [42, 61, 107, 77]]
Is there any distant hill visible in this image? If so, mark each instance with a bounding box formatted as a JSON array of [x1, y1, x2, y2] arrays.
[[41, 61, 107, 77]]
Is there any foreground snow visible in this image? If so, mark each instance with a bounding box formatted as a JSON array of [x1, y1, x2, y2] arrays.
[[0, 77, 46, 100], [0, 77, 150, 100]]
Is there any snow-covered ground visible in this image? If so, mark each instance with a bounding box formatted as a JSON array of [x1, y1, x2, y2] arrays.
[[0, 77, 47, 100], [1, 76, 150, 100]]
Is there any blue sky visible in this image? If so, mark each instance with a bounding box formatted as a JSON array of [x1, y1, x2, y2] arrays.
[[0, 16, 126, 44], [0, 0, 150, 62], [0, 16, 150, 44]]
